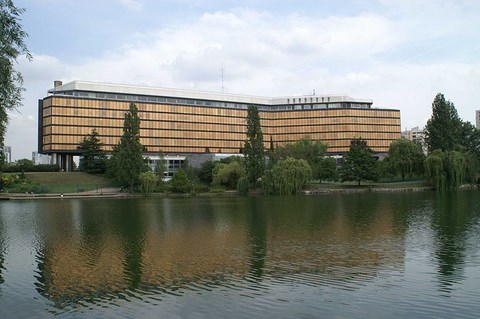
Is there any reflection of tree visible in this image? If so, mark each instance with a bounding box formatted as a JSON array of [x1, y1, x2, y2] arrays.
[[246, 198, 267, 279], [0, 217, 4, 285], [112, 200, 147, 290], [432, 191, 476, 284]]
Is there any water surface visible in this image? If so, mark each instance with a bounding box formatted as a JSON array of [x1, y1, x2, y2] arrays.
[[1, 191, 479, 318]]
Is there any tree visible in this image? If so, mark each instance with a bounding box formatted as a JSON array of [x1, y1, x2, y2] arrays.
[[340, 138, 378, 185], [77, 129, 107, 174], [424, 93, 462, 153], [272, 136, 328, 179], [169, 169, 192, 193], [109, 103, 147, 191], [386, 138, 424, 181], [317, 157, 338, 182], [0, 0, 32, 166], [244, 105, 265, 186], [139, 171, 158, 195], [262, 157, 312, 195], [212, 161, 246, 189], [425, 150, 465, 190]]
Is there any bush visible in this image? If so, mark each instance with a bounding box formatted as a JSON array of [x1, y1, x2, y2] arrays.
[[2, 163, 60, 173], [169, 170, 192, 193], [193, 184, 210, 193], [139, 171, 158, 195], [212, 161, 246, 189], [236, 176, 250, 195]]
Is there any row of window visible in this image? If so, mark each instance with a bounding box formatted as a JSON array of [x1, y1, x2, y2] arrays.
[[51, 92, 373, 112], [44, 109, 400, 129], [46, 97, 394, 119], [44, 132, 396, 150]]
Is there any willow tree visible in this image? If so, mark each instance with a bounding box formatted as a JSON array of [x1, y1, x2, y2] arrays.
[[387, 138, 424, 180], [0, 0, 31, 165], [271, 136, 328, 179], [262, 157, 312, 195], [244, 105, 265, 186], [425, 150, 465, 190]]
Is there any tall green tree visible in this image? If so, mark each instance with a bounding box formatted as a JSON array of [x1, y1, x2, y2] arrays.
[[0, 0, 31, 166], [77, 129, 107, 174], [424, 93, 462, 153], [386, 138, 424, 180], [340, 138, 378, 185], [244, 105, 265, 185], [109, 103, 147, 191]]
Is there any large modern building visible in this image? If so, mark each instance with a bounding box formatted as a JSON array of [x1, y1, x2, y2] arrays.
[[38, 81, 401, 171]]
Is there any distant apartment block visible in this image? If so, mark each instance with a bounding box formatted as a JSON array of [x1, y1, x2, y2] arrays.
[[401, 126, 426, 153], [32, 151, 51, 165], [476, 110, 480, 129], [4, 146, 12, 163], [38, 80, 401, 171]]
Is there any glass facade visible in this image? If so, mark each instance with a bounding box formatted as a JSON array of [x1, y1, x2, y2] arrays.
[[39, 94, 401, 156]]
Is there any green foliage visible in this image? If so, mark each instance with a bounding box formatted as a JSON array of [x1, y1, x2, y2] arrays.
[[262, 157, 312, 195], [317, 157, 338, 182], [0, 173, 48, 194], [169, 169, 192, 193], [212, 161, 246, 189], [108, 103, 147, 191], [154, 151, 166, 178], [424, 93, 462, 153], [244, 105, 265, 185], [139, 171, 158, 195], [77, 129, 107, 174], [463, 151, 478, 184], [386, 138, 424, 180], [236, 176, 250, 195], [198, 160, 216, 184], [0, 0, 31, 167], [340, 138, 379, 185], [271, 137, 328, 179], [425, 150, 466, 190]]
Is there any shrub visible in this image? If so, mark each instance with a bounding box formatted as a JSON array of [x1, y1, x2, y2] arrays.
[[169, 170, 192, 193], [236, 176, 250, 195]]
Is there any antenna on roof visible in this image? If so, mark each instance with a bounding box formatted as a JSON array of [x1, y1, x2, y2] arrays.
[[221, 67, 224, 94]]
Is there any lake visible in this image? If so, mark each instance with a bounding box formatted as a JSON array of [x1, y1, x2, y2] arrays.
[[1, 191, 479, 318]]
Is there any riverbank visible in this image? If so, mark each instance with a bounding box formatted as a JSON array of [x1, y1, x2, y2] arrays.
[[0, 188, 125, 200]]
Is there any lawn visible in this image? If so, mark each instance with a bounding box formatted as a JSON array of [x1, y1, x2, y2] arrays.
[[23, 172, 114, 193]]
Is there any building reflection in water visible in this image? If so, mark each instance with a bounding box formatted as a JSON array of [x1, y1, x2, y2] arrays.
[[32, 194, 410, 308]]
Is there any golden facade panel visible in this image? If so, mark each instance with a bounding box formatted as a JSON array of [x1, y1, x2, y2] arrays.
[[40, 88, 400, 155]]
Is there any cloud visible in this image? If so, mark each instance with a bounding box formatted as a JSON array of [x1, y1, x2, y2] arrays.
[[118, 0, 144, 11], [6, 2, 480, 160]]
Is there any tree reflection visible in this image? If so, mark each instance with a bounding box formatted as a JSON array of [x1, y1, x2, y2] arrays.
[[0, 217, 4, 285], [432, 191, 477, 287], [112, 200, 147, 290], [246, 198, 267, 279]]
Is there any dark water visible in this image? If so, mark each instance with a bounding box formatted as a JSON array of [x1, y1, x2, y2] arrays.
[[1, 191, 480, 318]]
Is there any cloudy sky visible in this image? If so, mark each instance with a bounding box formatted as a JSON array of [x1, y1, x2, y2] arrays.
[[7, 0, 480, 160]]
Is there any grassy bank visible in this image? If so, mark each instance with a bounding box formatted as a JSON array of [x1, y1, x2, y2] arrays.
[[7, 172, 114, 194]]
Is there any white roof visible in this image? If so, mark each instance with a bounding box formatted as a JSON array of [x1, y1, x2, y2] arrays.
[[48, 80, 373, 105]]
